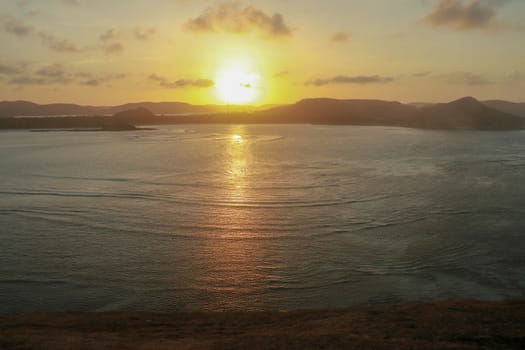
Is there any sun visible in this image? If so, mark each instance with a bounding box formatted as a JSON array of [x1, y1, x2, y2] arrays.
[[215, 64, 260, 105]]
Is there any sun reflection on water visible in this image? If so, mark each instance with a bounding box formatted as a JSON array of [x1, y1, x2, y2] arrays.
[[231, 134, 244, 144], [228, 128, 248, 195], [196, 126, 272, 306]]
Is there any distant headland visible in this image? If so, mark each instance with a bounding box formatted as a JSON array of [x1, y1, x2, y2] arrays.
[[1, 97, 525, 131]]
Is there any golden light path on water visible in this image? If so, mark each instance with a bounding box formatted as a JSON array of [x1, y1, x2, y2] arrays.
[[196, 126, 274, 307]]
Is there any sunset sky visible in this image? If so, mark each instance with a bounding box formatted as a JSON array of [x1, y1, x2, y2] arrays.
[[1, 0, 524, 105]]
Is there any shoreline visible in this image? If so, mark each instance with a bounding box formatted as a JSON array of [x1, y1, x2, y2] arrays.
[[2, 299, 524, 349]]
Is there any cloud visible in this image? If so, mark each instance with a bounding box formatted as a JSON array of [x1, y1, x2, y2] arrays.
[[35, 63, 66, 78], [8, 76, 48, 85], [331, 31, 351, 43], [97, 28, 124, 53], [134, 27, 156, 41], [2, 18, 84, 54], [440, 71, 493, 85], [38, 32, 81, 52], [183, 2, 292, 38], [103, 42, 125, 54], [6, 62, 127, 87], [8, 67, 71, 85], [273, 70, 289, 78], [2, 17, 34, 37], [99, 28, 118, 41], [308, 75, 396, 86], [80, 73, 126, 86], [149, 74, 215, 89], [0, 63, 26, 76], [423, 0, 512, 31]]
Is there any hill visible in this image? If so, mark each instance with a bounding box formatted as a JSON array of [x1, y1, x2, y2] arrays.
[[483, 100, 525, 118], [1, 97, 524, 131], [255, 98, 417, 125], [0, 101, 263, 118], [0, 101, 98, 118], [413, 97, 525, 130], [254, 96, 525, 130], [105, 102, 214, 115]]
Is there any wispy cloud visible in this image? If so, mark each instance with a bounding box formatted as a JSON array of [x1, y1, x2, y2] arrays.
[[97, 28, 125, 54], [440, 71, 493, 85], [0, 62, 26, 76], [38, 32, 82, 53], [8, 76, 49, 85], [2, 17, 83, 53], [134, 27, 156, 41], [149, 74, 215, 89], [307, 75, 395, 86], [9, 66, 73, 85], [5, 62, 127, 87], [103, 42, 125, 54], [331, 31, 351, 43], [183, 2, 292, 39], [423, 0, 512, 31], [79, 73, 127, 86], [2, 17, 34, 37], [99, 28, 118, 41], [35, 63, 66, 78]]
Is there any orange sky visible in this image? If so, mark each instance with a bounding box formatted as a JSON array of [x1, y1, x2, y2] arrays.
[[1, 0, 524, 105]]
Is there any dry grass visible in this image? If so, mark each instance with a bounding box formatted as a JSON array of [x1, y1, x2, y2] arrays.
[[1, 300, 524, 349]]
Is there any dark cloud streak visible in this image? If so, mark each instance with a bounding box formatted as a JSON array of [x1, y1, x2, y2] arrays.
[[80, 73, 126, 86], [308, 75, 395, 86], [149, 74, 215, 89]]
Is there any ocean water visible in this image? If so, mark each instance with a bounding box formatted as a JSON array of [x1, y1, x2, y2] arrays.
[[1, 124, 524, 312]]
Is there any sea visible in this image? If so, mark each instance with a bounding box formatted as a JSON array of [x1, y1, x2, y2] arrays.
[[1, 124, 524, 312]]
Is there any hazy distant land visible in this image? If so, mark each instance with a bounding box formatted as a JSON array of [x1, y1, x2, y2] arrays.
[[1, 96, 525, 131]]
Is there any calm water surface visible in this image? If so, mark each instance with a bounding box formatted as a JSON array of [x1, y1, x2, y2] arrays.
[[1, 125, 524, 312]]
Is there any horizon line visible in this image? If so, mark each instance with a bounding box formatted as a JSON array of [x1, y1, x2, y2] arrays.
[[2, 96, 525, 107]]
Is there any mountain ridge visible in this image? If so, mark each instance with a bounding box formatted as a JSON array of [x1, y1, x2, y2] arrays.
[[1, 97, 524, 118], [1, 97, 524, 131], [0, 100, 268, 118]]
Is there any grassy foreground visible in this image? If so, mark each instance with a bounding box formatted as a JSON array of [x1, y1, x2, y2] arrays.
[[1, 300, 524, 349]]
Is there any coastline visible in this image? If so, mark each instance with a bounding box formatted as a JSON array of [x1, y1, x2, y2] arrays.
[[2, 300, 524, 349]]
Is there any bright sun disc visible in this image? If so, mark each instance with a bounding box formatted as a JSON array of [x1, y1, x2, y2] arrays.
[[215, 68, 260, 105]]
